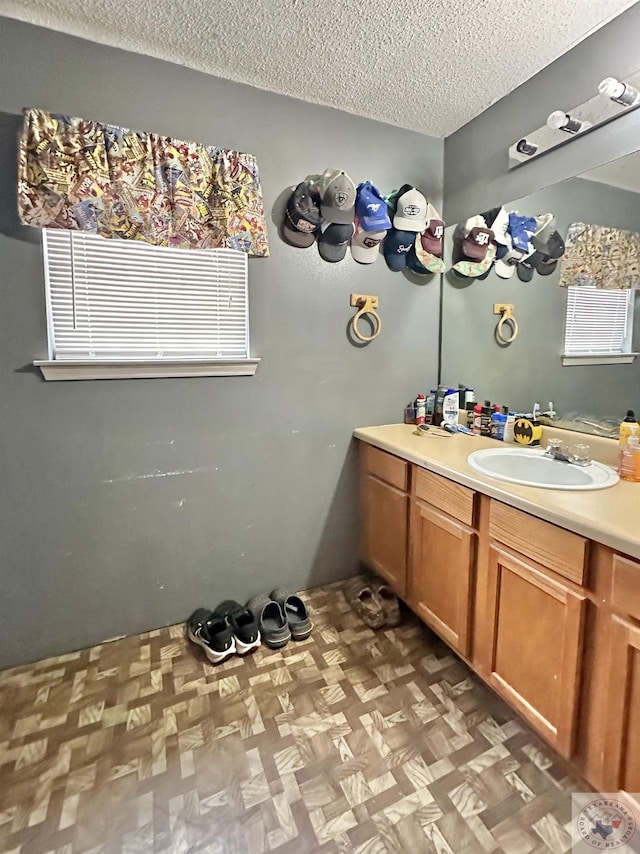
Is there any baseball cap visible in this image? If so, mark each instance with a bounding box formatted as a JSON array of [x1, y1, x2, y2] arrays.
[[411, 231, 446, 273], [317, 222, 354, 263], [452, 243, 497, 278], [383, 228, 415, 272], [384, 183, 412, 219], [351, 219, 385, 264], [495, 246, 526, 278], [508, 213, 536, 253], [536, 231, 566, 275], [355, 182, 392, 231], [422, 203, 445, 255], [393, 187, 428, 232], [484, 207, 510, 245], [462, 227, 495, 261], [281, 182, 322, 248], [321, 170, 356, 224], [531, 214, 556, 251]]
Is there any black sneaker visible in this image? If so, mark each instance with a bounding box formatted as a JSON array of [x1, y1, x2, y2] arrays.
[[213, 600, 261, 655], [187, 608, 236, 664]]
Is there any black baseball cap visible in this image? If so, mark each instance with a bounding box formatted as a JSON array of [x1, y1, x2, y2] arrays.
[[383, 227, 415, 272], [282, 182, 322, 248], [317, 222, 354, 263]]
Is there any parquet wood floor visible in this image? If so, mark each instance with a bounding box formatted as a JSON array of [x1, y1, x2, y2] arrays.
[[0, 581, 587, 853]]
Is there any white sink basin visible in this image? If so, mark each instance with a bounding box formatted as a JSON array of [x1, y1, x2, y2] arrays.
[[467, 447, 619, 491]]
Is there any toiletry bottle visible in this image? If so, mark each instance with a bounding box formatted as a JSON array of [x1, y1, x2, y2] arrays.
[[433, 384, 447, 426], [472, 401, 483, 435], [415, 394, 426, 425], [465, 402, 475, 430], [619, 410, 639, 450], [425, 391, 435, 425], [480, 400, 493, 437], [503, 410, 516, 443], [458, 384, 466, 409], [491, 406, 508, 440], [464, 387, 476, 407], [443, 388, 460, 426], [619, 427, 640, 482]]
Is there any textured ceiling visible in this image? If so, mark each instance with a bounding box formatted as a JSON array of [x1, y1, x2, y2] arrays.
[[0, 0, 636, 137]]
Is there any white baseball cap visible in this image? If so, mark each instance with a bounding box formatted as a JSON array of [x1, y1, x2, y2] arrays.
[[494, 242, 526, 279], [393, 187, 428, 232], [351, 220, 385, 264], [489, 207, 510, 245]]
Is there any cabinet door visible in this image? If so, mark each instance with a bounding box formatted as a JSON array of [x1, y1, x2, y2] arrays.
[[361, 473, 408, 597], [603, 616, 640, 808], [486, 545, 586, 759], [408, 500, 475, 656]]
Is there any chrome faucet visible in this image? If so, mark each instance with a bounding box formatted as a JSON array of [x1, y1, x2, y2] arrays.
[[544, 439, 591, 466]]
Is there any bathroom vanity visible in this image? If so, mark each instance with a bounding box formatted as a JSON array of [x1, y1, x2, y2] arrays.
[[356, 424, 640, 805]]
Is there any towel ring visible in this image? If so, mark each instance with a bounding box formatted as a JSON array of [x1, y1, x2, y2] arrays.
[[350, 294, 382, 342], [494, 303, 519, 345]]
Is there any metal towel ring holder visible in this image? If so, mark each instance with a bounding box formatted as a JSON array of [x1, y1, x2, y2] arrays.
[[494, 303, 519, 345], [350, 294, 382, 342]]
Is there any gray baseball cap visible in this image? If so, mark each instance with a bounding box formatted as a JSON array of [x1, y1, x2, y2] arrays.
[[318, 222, 355, 263], [321, 170, 356, 224]]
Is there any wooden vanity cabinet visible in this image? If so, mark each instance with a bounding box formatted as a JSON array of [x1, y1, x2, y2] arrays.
[[360, 444, 409, 597], [484, 502, 588, 759], [602, 555, 640, 807], [408, 469, 476, 657], [484, 543, 586, 759], [358, 440, 640, 792]]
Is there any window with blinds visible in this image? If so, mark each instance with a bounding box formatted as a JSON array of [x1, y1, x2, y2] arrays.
[[42, 230, 250, 361], [563, 285, 635, 356]]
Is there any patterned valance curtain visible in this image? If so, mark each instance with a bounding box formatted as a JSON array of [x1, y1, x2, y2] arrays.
[[17, 108, 269, 256], [559, 222, 640, 289]]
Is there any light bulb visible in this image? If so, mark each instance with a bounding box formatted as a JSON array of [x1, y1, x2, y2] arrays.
[[546, 111, 590, 134], [598, 77, 640, 107]]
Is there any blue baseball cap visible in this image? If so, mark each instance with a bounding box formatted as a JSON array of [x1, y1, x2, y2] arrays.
[[355, 182, 392, 231], [508, 213, 536, 253], [383, 228, 415, 272]]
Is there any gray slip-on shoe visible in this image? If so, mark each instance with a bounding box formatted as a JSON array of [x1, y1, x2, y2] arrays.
[[270, 588, 313, 641], [247, 594, 291, 649]]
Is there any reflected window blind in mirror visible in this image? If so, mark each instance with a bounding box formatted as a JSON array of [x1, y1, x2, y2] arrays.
[[42, 230, 249, 360], [563, 285, 634, 356]]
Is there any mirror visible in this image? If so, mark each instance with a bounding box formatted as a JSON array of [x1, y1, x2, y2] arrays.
[[440, 149, 640, 437]]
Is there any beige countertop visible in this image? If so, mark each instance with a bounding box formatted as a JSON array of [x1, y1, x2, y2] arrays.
[[354, 423, 640, 560]]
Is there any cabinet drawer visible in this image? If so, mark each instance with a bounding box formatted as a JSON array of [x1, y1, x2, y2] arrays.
[[489, 501, 587, 586], [414, 468, 475, 526], [612, 554, 640, 622], [361, 444, 408, 492]]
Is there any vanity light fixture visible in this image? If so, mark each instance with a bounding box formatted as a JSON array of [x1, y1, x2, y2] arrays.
[[508, 67, 640, 168], [546, 111, 591, 135], [598, 77, 640, 107]]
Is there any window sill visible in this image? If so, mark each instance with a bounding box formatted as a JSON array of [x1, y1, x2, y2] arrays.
[[34, 358, 260, 381], [561, 353, 638, 366]]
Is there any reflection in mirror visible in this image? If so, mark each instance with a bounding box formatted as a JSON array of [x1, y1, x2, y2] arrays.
[[440, 149, 640, 437]]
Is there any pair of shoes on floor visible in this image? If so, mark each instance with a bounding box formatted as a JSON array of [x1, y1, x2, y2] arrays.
[[247, 589, 312, 649], [344, 573, 401, 629], [187, 600, 261, 664]]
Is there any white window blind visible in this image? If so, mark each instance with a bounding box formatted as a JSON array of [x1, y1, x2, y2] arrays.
[[42, 230, 249, 361], [563, 285, 634, 356]]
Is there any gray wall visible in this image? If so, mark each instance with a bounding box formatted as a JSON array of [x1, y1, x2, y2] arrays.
[[0, 18, 443, 668], [444, 3, 640, 223], [440, 178, 640, 418]]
